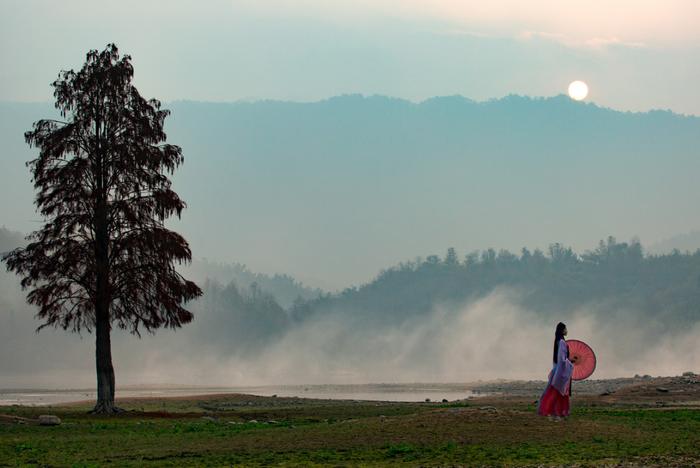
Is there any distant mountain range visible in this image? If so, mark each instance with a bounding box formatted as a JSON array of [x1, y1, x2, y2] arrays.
[[2, 95, 699, 288], [649, 231, 700, 255]]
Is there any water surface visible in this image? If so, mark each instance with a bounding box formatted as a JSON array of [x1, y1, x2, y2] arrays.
[[0, 383, 479, 406]]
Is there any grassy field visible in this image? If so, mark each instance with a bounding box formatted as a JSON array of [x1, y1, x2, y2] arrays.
[[1, 390, 700, 467]]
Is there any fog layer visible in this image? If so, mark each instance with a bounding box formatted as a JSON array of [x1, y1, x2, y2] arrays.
[[2, 268, 697, 389]]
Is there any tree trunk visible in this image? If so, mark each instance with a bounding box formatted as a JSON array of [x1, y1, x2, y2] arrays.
[[92, 306, 119, 414], [91, 243, 120, 414], [91, 143, 120, 414]]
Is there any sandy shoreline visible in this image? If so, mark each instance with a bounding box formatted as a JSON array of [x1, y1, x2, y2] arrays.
[[3, 374, 698, 407]]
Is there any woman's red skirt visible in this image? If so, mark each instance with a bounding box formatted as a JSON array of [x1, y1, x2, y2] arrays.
[[538, 385, 570, 417]]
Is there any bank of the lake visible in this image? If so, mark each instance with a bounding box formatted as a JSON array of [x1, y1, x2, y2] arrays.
[[2, 375, 699, 466]]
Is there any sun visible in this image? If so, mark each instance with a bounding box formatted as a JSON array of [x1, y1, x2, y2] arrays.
[[568, 80, 589, 101]]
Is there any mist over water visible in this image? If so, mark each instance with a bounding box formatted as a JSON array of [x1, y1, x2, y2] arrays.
[[2, 265, 698, 390], [174, 290, 700, 385]]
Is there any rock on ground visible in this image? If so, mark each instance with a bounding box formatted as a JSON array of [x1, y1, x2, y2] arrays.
[[38, 415, 61, 426]]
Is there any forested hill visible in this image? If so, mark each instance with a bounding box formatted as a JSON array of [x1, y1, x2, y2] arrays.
[[291, 238, 700, 330], [185, 259, 323, 309], [0, 226, 319, 311], [3, 222, 700, 333], [3, 226, 700, 372]]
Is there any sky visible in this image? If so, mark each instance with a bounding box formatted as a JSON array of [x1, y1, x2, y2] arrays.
[[1, 0, 699, 114], [1, 0, 700, 288]]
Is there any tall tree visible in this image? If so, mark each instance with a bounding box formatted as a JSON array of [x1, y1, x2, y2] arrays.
[[2, 44, 202, 414]]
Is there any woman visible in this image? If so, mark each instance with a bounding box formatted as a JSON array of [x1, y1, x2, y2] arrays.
[[537, 322, 574, 419]]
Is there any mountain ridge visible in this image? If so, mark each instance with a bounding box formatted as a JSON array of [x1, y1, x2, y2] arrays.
[[2, 94, 699, 288], [4, 93, 698, 118]]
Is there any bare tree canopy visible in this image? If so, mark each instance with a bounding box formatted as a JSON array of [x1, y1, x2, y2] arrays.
[[2, 44, 202, 413]]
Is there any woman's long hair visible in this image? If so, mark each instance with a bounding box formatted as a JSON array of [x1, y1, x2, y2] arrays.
[[553, 322, 567, 363]]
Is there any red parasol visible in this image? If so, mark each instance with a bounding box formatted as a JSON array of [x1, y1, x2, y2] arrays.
[[566, 339, 596, 381]]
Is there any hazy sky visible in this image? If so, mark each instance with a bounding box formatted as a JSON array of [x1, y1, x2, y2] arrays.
[[1, 0, 698, 114]]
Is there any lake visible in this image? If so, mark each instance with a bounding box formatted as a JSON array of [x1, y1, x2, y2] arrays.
[[0, 383, 480, 406]]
